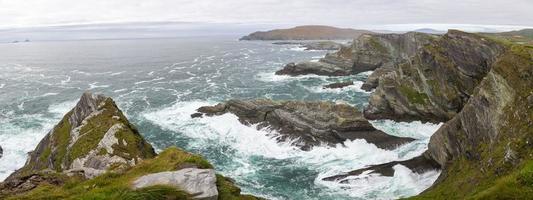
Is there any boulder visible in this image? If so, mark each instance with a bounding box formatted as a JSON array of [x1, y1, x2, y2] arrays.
[[196, 99, 414, 150], [133, 168, 218, 200]]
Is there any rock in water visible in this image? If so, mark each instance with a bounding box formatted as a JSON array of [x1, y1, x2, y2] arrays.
[[323, 81, 354, 89], [4, 92, 156, 185], [196, 99, 414, 150], [302, 41, 343, 50], [323, 155, 440, 182], [275, 62, 352, 76], [0, 145, 2, 159], [276, 32, 437, 77], [364, 30, 506, 123], [133, 168, 218, 200]]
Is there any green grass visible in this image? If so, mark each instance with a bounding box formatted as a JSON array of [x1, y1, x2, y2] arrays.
[[398, 85, 429, 105], [7, 147, 259, 200], [409, 43, 533, 200]]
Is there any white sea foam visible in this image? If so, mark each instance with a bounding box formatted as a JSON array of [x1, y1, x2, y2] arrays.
[[306, 81, 370, 94], [256, 71, 328, 83], [0, 83, 5, 89], [0, 100, 77, 181], [88, 82, 110, 89], [142, 101, 442, 199]]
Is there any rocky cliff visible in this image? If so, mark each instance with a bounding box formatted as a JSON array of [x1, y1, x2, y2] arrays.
[[240, 25, 373, 40], [364, 30, 506, 123], [325, 39, 533, 199], [193, 99, 414, 150], [275, 32, 437, 80], [0, 92, 259, 200], [413, 42, 533, 199]]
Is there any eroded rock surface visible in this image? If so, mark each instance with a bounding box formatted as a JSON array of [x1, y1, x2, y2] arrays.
[[194, 99, 414, 150], [276, 32, 437, 78], [1, 92, 156, 194], [133, 168, 218, 200], [364, 30, 506, 123]]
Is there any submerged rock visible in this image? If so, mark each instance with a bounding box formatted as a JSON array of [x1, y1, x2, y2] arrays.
[[195, 99, 414, 150], [323, 81, 354, 89], [133, 168, 218, 200], [364, 30, 506, 123], [323, 155, 440, 182]]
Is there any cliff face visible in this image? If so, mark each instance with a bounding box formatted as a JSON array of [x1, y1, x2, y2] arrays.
[[276, 32, 436, 78], [0, 92, 258, 200], [240, 25, 373, 40], [414, 44, 533, 199], [364, 30, 506, 123]]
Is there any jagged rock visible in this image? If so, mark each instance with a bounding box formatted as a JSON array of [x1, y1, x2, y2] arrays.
[[364, 30, 506, 123], [133, 168, 218, 200], [0, 145, 2, 159], [276, 32, 437, 77], [323, 155, 440, 182], [361, 63, 395, 91], [196, 99, 414, 150], [5, 92, 156, 182], [412, 41, 533, 198], [323, 81, 354, 89], [275, 62, 352, 76]]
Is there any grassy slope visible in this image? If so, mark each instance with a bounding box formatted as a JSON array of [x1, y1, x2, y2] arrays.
[[7, 147, 258, 200], [410, 44, 533, 199]]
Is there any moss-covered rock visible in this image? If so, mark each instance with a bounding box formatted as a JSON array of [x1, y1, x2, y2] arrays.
[[0, 93, 260, 199]]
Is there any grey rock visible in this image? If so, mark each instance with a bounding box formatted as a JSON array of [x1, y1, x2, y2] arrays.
[[276, 32, 437, 77], [133, 168, 218, 200], [197, 99, 414, 150], [302, 41, 343, 50], [275, 61, 352, 76], [364, 30, 506, 123], [323, 81, 354, 89], [323, 155, 440, 182]]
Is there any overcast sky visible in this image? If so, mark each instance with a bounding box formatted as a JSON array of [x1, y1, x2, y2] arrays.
[[0, 0, 532, 29]]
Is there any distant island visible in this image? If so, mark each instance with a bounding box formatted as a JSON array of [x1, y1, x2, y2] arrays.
[[240, 25, 374, 40]]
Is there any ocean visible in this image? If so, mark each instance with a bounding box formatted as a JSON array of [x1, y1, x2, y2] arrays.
[[0, 36, 442, 199]]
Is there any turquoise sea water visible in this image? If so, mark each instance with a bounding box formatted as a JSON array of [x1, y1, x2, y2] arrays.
[[0, 37, 441, 199]]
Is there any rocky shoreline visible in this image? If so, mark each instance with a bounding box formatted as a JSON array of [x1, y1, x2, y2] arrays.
[[192, 99, 414, 150]]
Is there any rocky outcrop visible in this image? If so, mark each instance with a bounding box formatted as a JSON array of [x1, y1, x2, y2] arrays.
[[240, 25, 373, 40], [324, 41, 532, 199], [193, 99, 414, 150], [323, 81, 354, 89], [360, 63, 395, 91], [0, 93, 259, 199], [276, 32, 437, 77], [1, 92, 156, 194], [133, 168, 218, 200], [12, 92, 156, 179], [302, 41, 343, 50], [364, 30, 506, 123], [412, 43, 533, 199], [275, 61, 352, 76]]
